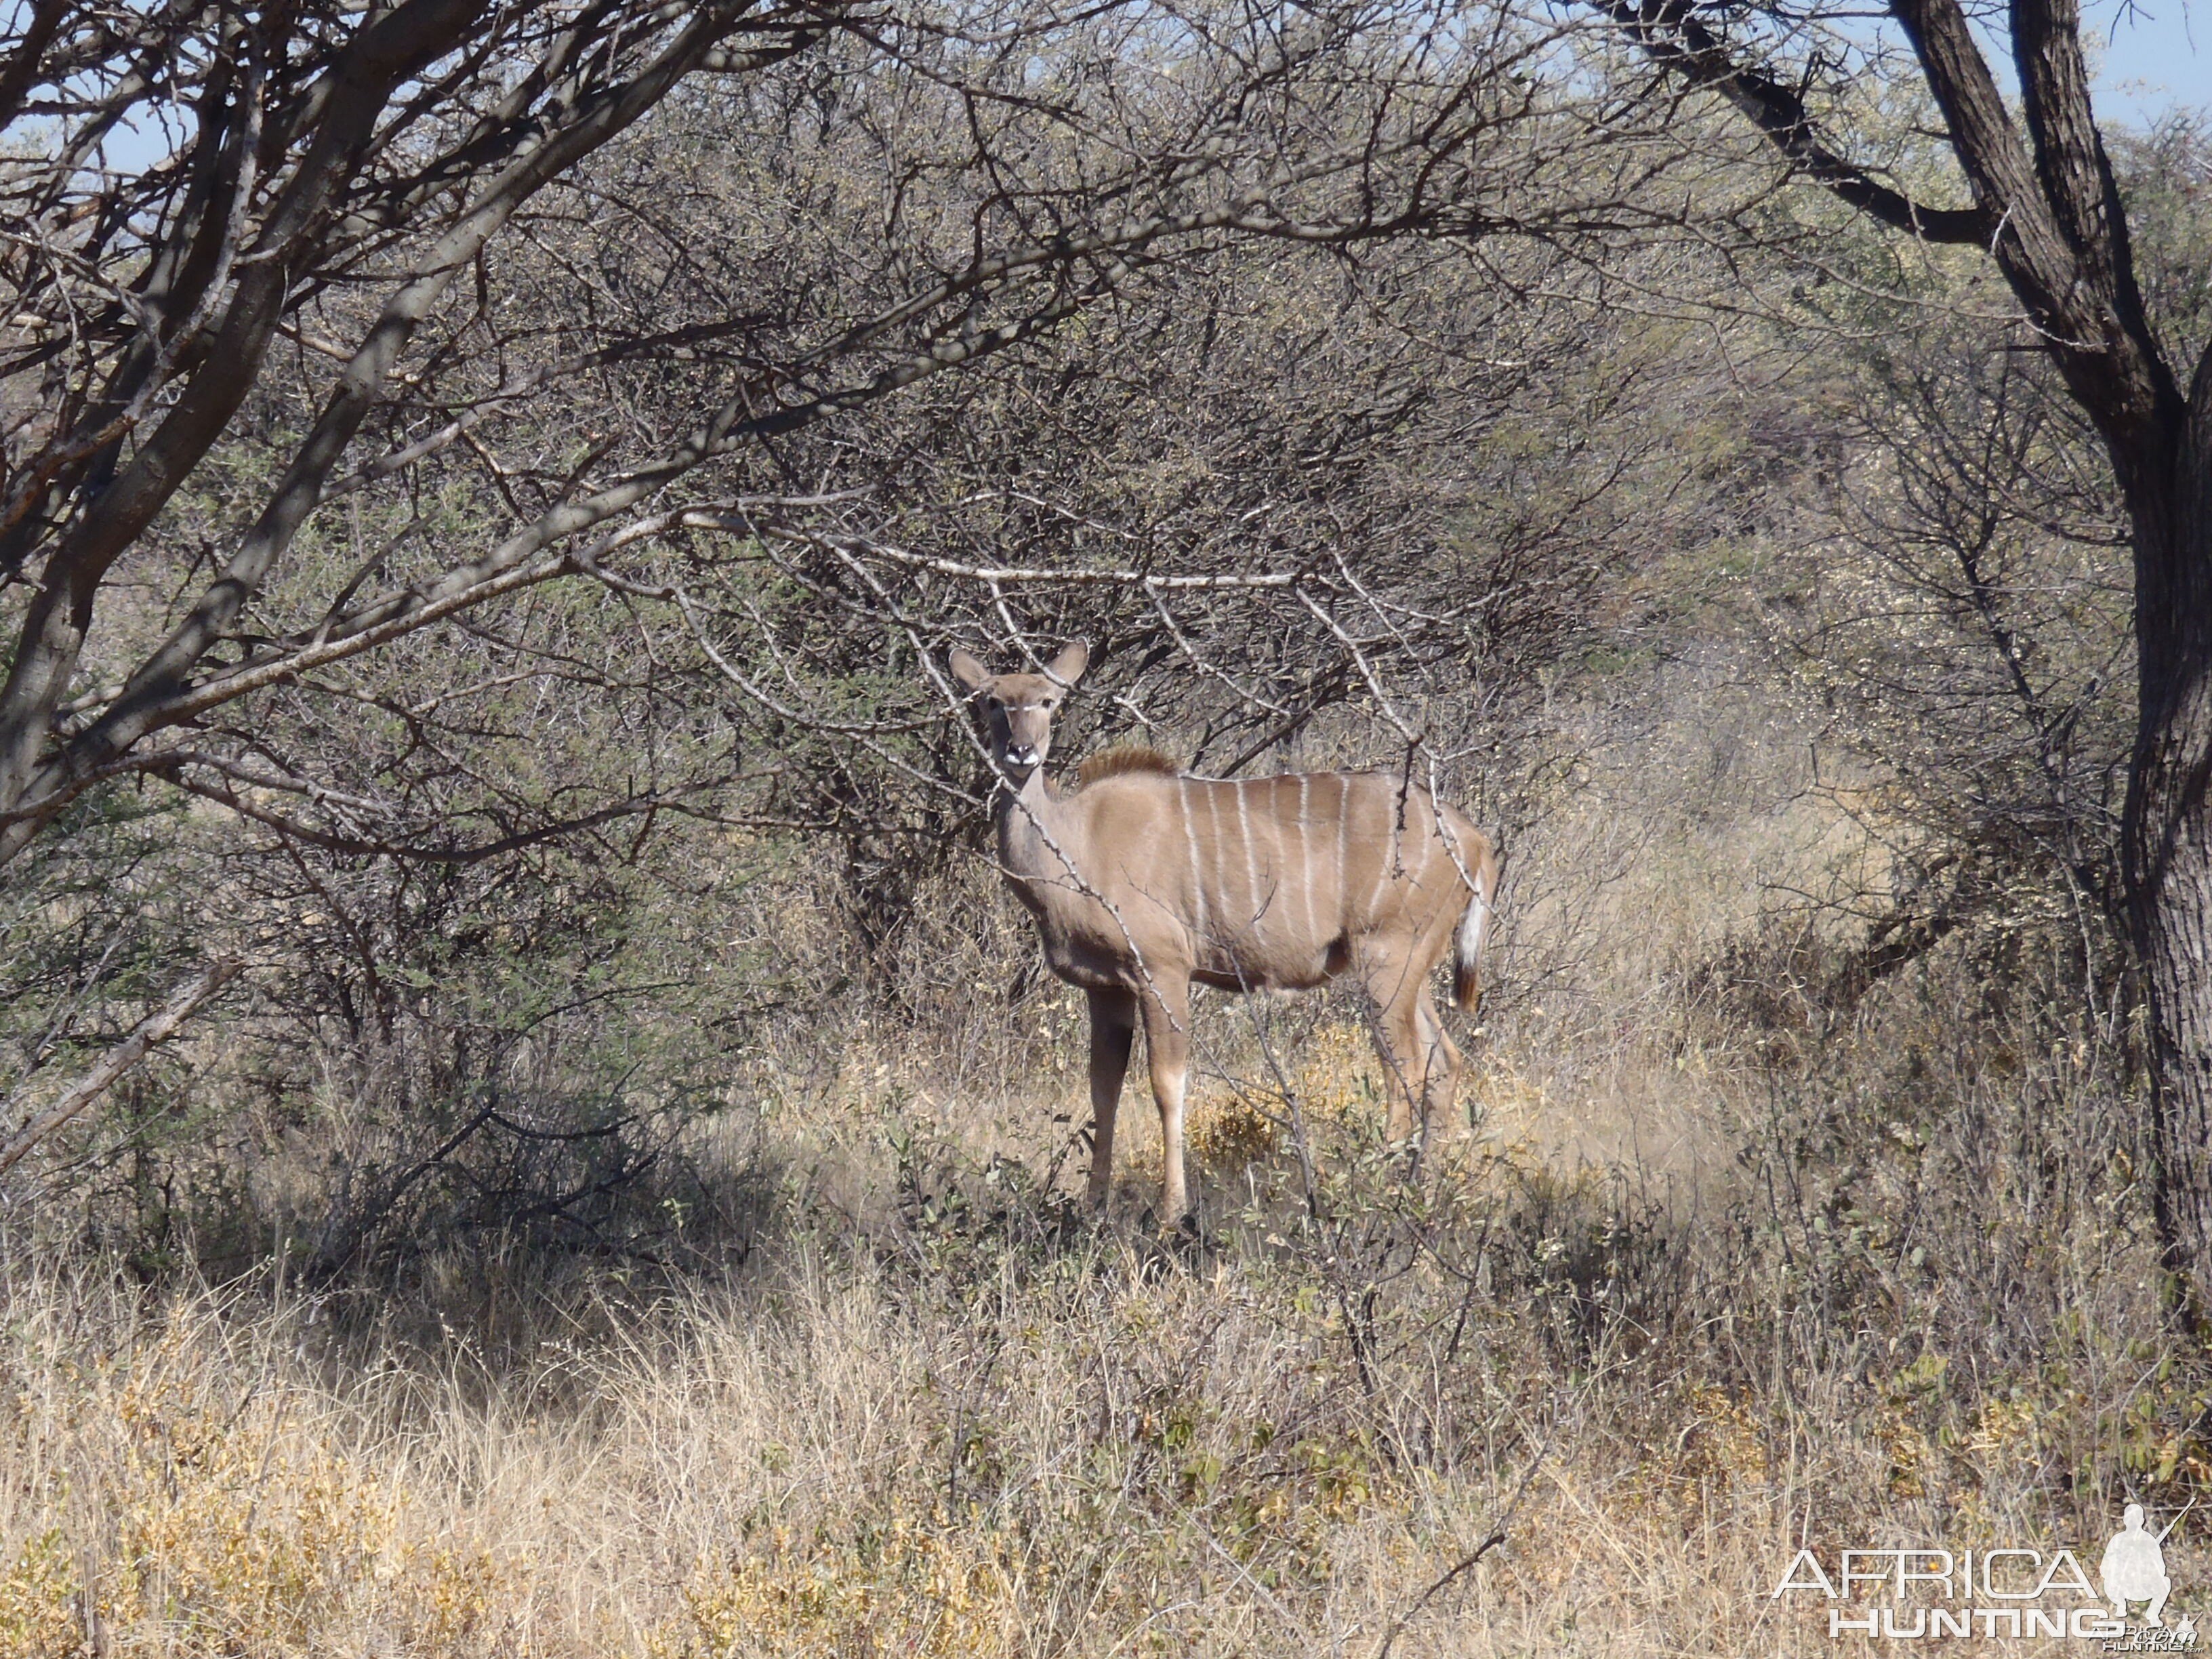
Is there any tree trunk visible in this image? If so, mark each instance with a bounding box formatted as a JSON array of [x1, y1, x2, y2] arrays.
[[2124, 350, 2212, 1307]]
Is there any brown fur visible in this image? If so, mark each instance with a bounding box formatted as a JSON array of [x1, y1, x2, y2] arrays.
[[945, 642, 1499, 1225], [1454, 954, 1482, 1016]]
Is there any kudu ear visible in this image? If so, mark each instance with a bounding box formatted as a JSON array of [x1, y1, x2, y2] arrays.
[[948, 647, 990, 695], [1044, 640, 1089, 687]]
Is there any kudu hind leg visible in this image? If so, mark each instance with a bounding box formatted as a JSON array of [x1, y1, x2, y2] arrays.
[[1359, 956, 1433, 1143], [1084, 988, 1137, 1210], [1414, 993, 1465, 1134], [1138, 981, 1193, 1224]]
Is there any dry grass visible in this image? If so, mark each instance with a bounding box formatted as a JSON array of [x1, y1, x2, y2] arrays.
[[4, 684, 2201, 1656], [1, 1002, 2194, 1658]]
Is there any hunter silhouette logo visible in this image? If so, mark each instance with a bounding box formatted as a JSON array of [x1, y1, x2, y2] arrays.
[[2104, 1504, 2175, 1626], [1769, 1502, 2195, 1645]]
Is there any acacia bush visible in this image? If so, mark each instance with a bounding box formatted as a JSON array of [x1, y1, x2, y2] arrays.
[[2, 60, 1771, 1265]]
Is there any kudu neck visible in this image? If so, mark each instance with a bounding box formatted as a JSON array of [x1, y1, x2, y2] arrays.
[[993, 764, 1072, 876]]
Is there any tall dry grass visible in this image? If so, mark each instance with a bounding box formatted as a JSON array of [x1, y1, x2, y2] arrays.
[[2, 678, 2200, 1656], [1, 1023, 2186, 1655]]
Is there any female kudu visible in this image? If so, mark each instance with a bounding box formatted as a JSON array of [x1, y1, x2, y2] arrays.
[[949, 641, 1499, 1223]]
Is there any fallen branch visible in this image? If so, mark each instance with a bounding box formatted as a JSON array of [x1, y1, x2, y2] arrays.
[[1372, 1531, 1508, 1659], [0, 960, 244, 1179], [1372, 1435, 1547, 1659]]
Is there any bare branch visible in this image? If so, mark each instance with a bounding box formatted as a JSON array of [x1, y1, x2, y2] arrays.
[[0, 960, 243, 1180]]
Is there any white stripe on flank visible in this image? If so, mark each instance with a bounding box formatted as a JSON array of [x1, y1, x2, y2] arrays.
[[1364, 786, 1395, 922], [1235, 780, 1259, 930], [1181, 779, 1206, 937], [1296, 775, 1313, 947], [1204, 783, 1224, 947], [1412, 815, 1436, 885], [1334, 777, 1350, 931]]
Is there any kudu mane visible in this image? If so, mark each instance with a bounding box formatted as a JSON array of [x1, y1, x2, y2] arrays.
[[1073, 744, 1181, 788]]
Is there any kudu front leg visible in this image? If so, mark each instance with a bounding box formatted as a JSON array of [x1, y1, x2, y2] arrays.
[[1139, 981, 1193, 1225], [1084, 987, 1137, 1210]]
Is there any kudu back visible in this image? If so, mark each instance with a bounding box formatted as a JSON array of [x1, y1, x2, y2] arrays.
[[949, 641, 1499, 1224]]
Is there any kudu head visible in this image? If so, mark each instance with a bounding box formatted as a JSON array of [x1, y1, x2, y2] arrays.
[[948, 640, 1090, 784]]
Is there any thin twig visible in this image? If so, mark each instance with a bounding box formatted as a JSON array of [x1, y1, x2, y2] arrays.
[[0, 961, 244, 1179]]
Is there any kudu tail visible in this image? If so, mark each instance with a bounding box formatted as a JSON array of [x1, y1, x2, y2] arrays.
[[1452, 834, 1500, 1016]]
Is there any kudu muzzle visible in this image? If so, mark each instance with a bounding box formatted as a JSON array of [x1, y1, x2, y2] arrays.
[[996, 703, 1054, 777]]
